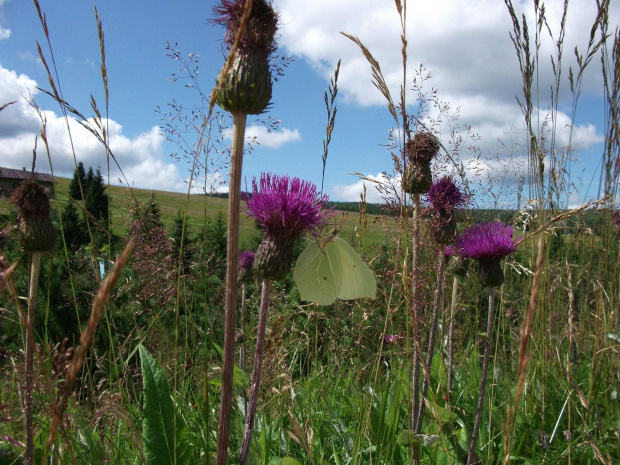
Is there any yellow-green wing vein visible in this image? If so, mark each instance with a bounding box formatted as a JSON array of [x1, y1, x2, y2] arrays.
[[331, 236, 376, 301], [293, 239, 343, 305]]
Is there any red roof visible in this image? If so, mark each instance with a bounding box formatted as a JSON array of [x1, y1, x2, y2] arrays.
[[0, 167, 55, 183]]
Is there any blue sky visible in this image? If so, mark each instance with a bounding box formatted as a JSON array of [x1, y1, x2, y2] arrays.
[[1, 0, 618, 206]]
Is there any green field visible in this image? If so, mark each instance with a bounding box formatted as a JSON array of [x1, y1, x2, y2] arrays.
[[1, 175, 388, 247]]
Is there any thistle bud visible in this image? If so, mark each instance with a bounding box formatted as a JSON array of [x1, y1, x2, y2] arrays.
[[216, 52, 272, 115], [403, 161, 433, 194], [254, 235, 295, 281], [10, 179, 56, 253]]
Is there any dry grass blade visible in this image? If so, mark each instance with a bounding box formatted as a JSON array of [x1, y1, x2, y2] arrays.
[[0, 101, 16, 112], [340, 32, 399, 125], [43, 240, 133, 461]]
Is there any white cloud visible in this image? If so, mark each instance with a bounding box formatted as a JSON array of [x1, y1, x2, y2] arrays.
[[0, 63, 195, 193], [222, 124, 301, 149], [331, 172, 400, 203], [275, 0, 615, 189]]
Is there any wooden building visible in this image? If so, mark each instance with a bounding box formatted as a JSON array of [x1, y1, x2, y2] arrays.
[[0, 167, 56, 199]]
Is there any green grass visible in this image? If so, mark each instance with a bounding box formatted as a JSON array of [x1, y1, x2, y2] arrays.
[[1, 175, 388, 246]]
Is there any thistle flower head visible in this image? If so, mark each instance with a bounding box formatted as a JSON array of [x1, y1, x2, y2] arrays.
[[212, 0, 279, 59], [245, 173, 332, 238], [244, 173, 334, 280], [384, 334, 400, 344], [455, 221, 518, 287], [456, 222, 518, 261], [10, 179, 56, 253], [406, 131, 440, 164], [239, 250, 255, 269], [238, 249, 255, 282], [427, 176, 467, 214], [213, 0, 279, 115]]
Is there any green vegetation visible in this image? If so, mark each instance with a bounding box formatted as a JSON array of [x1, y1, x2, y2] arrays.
[[1, 1, 619, 464]]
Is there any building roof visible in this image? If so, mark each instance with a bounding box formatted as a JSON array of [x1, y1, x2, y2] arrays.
[[0, 167, 55, 183]]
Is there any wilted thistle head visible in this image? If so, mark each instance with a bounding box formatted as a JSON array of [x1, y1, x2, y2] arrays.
[[455, 221, 518, 287], [238, 249, 255, 282], [403, 132, 440, 194], [426, 176, 467, 244], [213, 0, 278, 58], [10, 179, 56, 253], [244, 173, 334, 280], [213, 0, 279, 115]]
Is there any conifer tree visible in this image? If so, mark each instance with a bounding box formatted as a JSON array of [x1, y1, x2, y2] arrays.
[[68, 162, 87, 200], [84, 168, 109, 226], [60, 201, 86, 250]]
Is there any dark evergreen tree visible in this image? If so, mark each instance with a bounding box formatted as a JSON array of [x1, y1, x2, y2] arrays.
[[60, 201, 86, 250], [170, 211, 197, 276], [68, 162, 87, 200], [84, 168, 109, 226], [203, 210, 228, 276], [205, 210, 227, 262]]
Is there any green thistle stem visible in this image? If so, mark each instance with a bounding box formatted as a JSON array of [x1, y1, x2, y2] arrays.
[[216, 112, 247, 465], [467, 286, 497, 465], [416, 249, 446, 433], [446, 275, 460, 405], [239, 279, 271, 465], [411, 193, 421, 463], [25, 251, 42, 465]]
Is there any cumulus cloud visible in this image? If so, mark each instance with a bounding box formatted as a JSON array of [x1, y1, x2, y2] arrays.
[[222, 124, 301, 149], [275, 0, 614, 183], [331, 172, 400, 203], [0, 63, 195, 192]]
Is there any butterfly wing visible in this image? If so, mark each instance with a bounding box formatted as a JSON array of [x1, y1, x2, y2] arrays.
[[293, 238, 343, 305], [332, 236, 376, 301]]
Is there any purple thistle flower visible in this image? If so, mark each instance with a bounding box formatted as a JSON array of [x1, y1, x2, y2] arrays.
[[384, 334, 400, 344], [239, 250, 255, 269], [244, 173, 334, 280], [238, 250, 255, 281], [426, 177, 467, 245], [427, 176, 467, 214], [456, 221, 518, 286]]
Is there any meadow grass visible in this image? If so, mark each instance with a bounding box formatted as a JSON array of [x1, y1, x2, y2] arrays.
[[0, 0, 619, 464]]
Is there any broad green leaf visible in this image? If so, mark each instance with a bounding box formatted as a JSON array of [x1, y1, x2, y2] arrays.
[[139, 345, 188, 465]]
